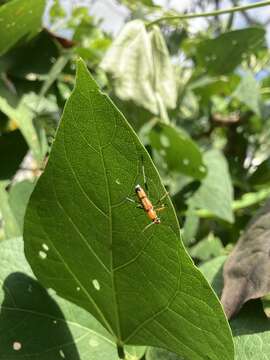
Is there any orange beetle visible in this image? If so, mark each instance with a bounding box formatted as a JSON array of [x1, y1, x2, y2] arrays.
[[135, 184, 161, 225]]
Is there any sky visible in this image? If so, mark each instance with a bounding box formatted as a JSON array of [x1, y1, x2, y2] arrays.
[[44, 0, 270, 45]]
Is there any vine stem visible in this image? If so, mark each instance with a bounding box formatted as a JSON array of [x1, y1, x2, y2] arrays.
[[147, 0, 270, 27]]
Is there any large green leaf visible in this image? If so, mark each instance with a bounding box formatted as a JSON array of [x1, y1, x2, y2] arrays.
[[0, 237, 144, 360], [0, 0, 45, 55], [101, 20, 177, 117], [188, 150, 234, 223], [196, 28, 265, 75], [200, 256, 270, 360], [24, 59, 234, 360], [149, 123, 207, 180]]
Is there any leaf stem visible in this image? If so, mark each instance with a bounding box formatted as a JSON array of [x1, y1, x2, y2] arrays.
[[117, 344, 126, 359], [147, 0, 270, 27]]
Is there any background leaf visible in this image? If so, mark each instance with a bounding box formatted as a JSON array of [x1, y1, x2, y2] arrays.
[[0, 93, 47, 164], [0, 130, 27, 180], [8, 179, 35, 231], [249, 157, 270, 186], [233, 71, 261, 116], [200, 256, 270, 360], [149, 123, 207, 179], [196, 28, 265, 75], [221, 199, 270, 319], [0, 0, 45, 55], [0, 181, 20, 239], [24, 59, 233, 360], [101, 20, 177, 116], [188, 150, 234, 223], [189, 233, 224, 262]]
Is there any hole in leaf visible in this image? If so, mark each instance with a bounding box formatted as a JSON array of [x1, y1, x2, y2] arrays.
[[89, 339, 99, 347], [199, 165, 206, 173], [13, 342, 22, 351], [160, 134, 170, 148], [42, 243, 49, 251], [59, 349, 65, 358], [39, 251, 47, 259], [183, 158, 190, 165], [92, 279, 101, 291]]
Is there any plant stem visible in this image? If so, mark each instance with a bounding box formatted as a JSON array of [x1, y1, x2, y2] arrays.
[[117, 344, 126, 359], [147, 0, 270, 27]]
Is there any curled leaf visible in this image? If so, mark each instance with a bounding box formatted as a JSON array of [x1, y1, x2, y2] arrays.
[[101, 20, 177, 116]]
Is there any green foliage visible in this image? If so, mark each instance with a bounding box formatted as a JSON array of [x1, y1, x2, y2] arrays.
[[250, 158, 270, 186], [1, 0, 270, 358], [188, 150, 234, 223], [0, 130, 27, 180], [8, 179, 35, 230], [200, 256, 270, 360], [189, 232, 224, 262], [149, 123, 206, 179], [0, 181, 20, 238], [0, 92, 47, 163], [196, 28, 265, 75], [24, 59, 233, 360], [146, 347, 182, 360], [101, 20, 177, 117], [233, 71, 261, 116], [0, 0, 45, 55]]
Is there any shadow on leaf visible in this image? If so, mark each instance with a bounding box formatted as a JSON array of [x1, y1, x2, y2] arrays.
[[0, 272, 81, 359]]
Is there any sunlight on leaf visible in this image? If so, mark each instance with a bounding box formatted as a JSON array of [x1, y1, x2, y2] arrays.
[[24, 59, 233, 360]]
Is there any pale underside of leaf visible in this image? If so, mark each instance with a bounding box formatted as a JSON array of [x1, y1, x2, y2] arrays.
[[0, 238, 141, 360], [101, 20, 177, 116]]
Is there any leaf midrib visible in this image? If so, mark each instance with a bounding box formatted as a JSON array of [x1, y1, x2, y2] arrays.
[[89, 91, 122, 342]]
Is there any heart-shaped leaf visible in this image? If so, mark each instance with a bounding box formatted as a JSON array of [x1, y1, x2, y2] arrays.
[[24, 59, 233, 360]]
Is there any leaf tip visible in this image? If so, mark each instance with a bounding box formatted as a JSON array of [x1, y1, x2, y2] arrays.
[[75, 57, 99, 92]]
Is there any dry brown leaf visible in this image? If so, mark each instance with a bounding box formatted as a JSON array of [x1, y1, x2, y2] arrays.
[[221, 198, 270, 319]]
